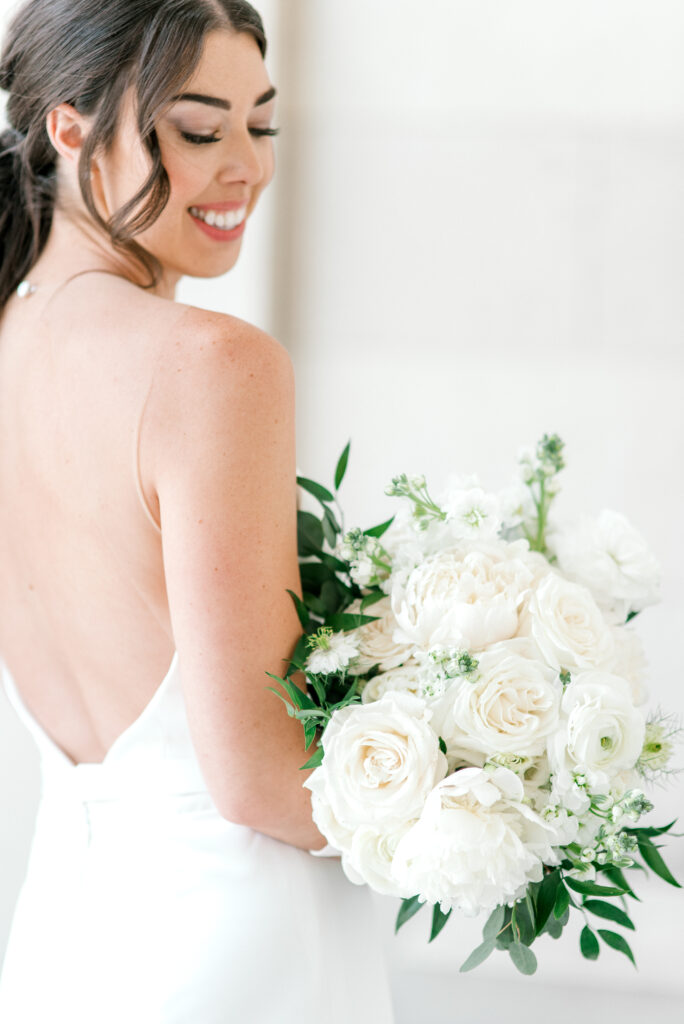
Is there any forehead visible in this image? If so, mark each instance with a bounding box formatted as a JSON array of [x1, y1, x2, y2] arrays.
[[182, 28, 271, 97]]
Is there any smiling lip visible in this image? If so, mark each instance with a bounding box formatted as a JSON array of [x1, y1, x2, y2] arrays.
[[191, 201, 248, 211], [189, 208, 246, 241]]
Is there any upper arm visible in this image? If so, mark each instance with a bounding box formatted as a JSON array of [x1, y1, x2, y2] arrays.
[[147, 310, 303, 818]]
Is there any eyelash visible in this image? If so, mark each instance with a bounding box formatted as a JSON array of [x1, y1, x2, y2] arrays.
[[179, 127, 280, 145]]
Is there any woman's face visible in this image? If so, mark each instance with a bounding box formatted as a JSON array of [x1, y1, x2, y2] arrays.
[[94, 28, 277, 283]]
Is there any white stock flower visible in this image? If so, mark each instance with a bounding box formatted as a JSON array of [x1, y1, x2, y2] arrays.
[[344, 596, 415, 676], [521, 572, 615, 672], [431, 643, 561, 762], [549, 670, 646, 795], [340, 821, 416, 897], [302, 691, 448, 832], [390, 539, 534, 653], [304, 630, 360, 675], [438, 476, 503, 541], [548, 510, 662, 624], [392, 766, 561, 916]]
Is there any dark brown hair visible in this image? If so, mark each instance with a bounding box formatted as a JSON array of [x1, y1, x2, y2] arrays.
[[0, 0, 267, 307]]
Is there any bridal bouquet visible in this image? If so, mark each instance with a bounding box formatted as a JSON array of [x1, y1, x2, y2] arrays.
[[269, 434, 681, 974]]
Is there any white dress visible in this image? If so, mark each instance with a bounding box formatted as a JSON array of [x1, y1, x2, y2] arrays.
[[0, 650, 395, 1023]]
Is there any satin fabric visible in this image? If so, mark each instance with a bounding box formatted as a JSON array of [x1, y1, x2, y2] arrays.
[[0, 651, 395, 1023]]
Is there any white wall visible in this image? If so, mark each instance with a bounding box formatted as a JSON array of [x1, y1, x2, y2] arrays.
[[2, 1, 683, 1019]]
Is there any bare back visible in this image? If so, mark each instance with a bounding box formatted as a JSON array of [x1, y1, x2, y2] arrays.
[[0, 272, 206, 765]]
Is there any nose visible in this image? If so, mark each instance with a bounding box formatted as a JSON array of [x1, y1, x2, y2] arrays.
[[218, 125, 266, 186]]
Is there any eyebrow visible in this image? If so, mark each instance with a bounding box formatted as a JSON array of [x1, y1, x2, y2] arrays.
[[169, 86, 277, 111]]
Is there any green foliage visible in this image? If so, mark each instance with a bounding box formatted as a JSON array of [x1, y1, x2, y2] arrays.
[[334, 440, 350, 490], [429, 904, 452, 942], [460, 940, 496, 972], [509, 941, 538, 975], [598, 929, 636, 967], [580, 925, 600, 960], [582, 900, 635, 930], [395, 895, 424, 933]]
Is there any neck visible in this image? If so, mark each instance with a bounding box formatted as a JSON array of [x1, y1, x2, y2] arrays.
[[28, 206, 182, 301]]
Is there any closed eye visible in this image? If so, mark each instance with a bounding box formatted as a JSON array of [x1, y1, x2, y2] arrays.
[[179, 127, 280, 145]]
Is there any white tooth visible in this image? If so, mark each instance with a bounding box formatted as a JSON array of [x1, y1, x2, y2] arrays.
[[205, 210, 216, 226], [224, 211, 239, 229], [214, 213, 226, 228]]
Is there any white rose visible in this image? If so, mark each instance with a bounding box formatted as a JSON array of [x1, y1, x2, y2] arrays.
[[431, 644, 561, 762], [360, 660, 424, 703], [302, 691, 448, 832], [522, 572, 615, 671], [340, 821, 416, 897], [549, 670, 646, 794], [344, 596, 415, 676], [549, 510, 662, 624], [391, 766, 561, 916], [390, 539, 534, 652]]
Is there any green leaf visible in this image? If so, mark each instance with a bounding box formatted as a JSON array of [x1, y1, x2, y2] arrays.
[[265, 686, 296, 716], [535, 870, 562, 935], [583, 900, 635, 930], [626, 819, 677, 838], [319, 580, 341, 617], [265, 673, 317, 710], [429, 904, 452, 942], [482, 905, 506, 942], [334, 441, 351, 490], [544, 915, 563, 939], [459, 939, 495, 972], [598, 929, 637, 967], [395, 894, 424, 932], [286, 588, 311, 629], [512, 898, 535, 946], [438, 735, 447, 755], [360, 590, 387, 612], [297, 511, 324, 556], [326, 611, 381, 631], [299, 746, 324, 770], [509, 942, 538, 975], [303, 719, 318, 750], [297, 476, 335, 504], [363, 515, 395, 539], [638, 840, 682, 888], [601, 866, 640, 901], [580, 925, 600, 960], [553, 882, 571, 919], [565, 878, 627, 898]]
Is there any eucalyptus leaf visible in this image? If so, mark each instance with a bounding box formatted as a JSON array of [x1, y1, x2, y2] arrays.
[[509, 942, 537, 975], [482, 905, 505, 942], [459, 940, 495, 973], [395, 895, 424, 932], [512, 898, 535, 946], [544, 915, 563, 940]]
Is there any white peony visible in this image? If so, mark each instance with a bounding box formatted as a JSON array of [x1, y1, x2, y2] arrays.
[[608, 625, 649, 706], [549, 670, 646, 796], [431, 643, 561, 763], [521, 572, 615, 672], [548, 510, 662, 624], [340, 821, 416, 897], [390, 539, 534, 653], [302, 691, 448, 833], [344, 596, 415, 676], [391, 766, 562, 916]]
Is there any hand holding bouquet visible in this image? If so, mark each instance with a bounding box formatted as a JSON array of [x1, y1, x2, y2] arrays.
[[269, 435, 681, 974]]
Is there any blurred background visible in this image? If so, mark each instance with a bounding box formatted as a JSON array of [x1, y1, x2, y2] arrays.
[[1, 1, 683, 1020]]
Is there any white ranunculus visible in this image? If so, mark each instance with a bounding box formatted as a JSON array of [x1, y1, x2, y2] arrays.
[[549, 670, 646, 795], [431, 644, 561, 762], [390, 539, 534, 653], [391, 766, 561, 916], [360, 660, 424, 703], [608, 625, 649, 706], [548, 510, 662, 624], [340, 821, 417, 897], [302, 691, 448, 833], [344, 596, 415, 676], [522, 572, 615, 672]]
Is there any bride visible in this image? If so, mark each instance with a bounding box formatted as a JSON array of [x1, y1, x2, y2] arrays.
[[0, 1, 394, 1021]]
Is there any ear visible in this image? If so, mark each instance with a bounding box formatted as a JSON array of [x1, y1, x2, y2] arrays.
[[45, 103, 91, 165]]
